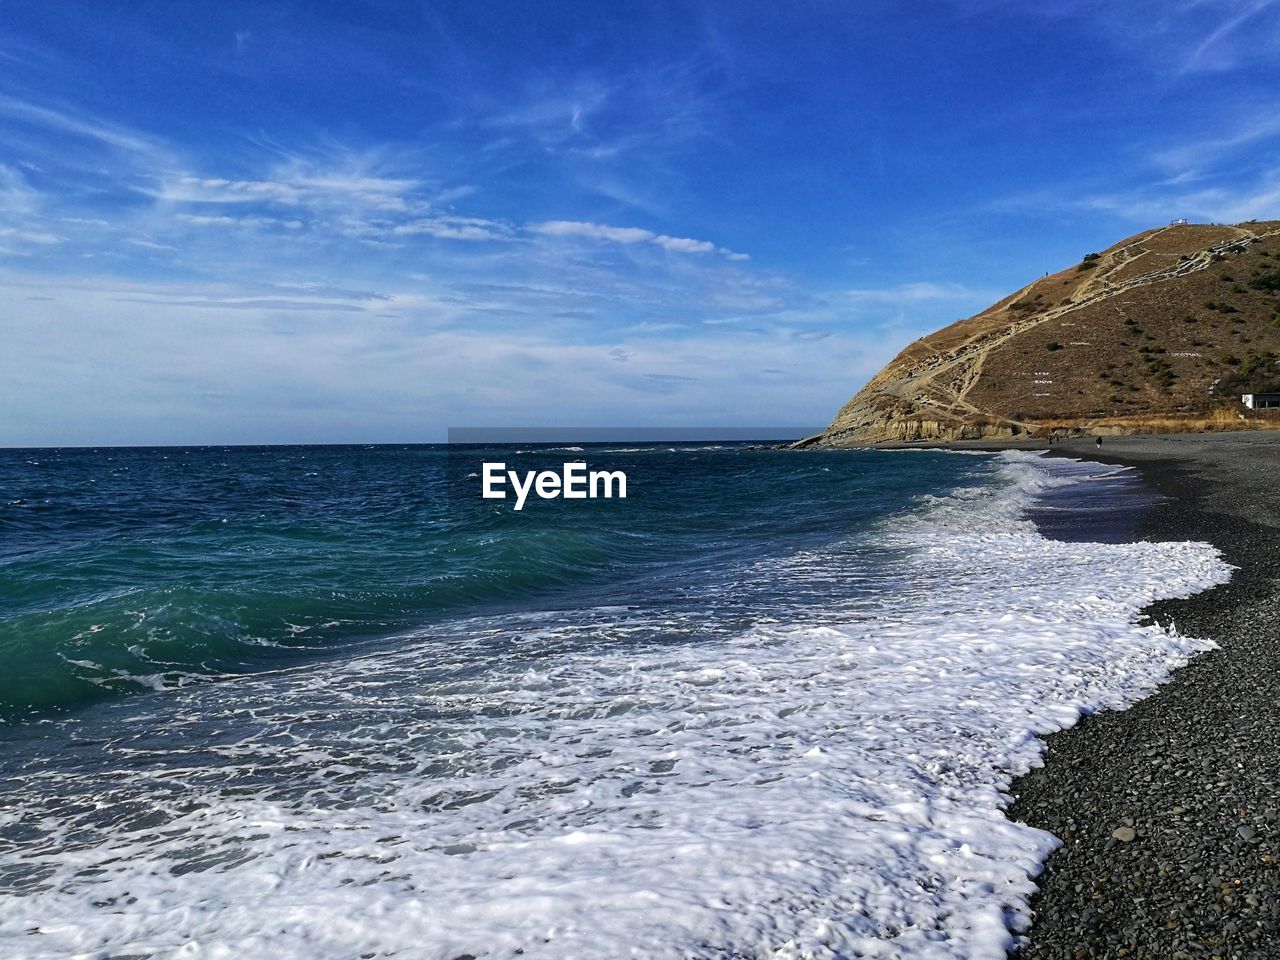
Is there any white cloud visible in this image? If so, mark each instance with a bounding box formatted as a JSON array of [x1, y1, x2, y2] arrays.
[[1181, 0, 1280, 73], [154, 160, 427, 219], [1017, 171, 1280, 226], [179, 214, 238, 226], [0, 164, 39, 217], [534, 221, 651, 244], [654, 235, 718, 254], [0, 226, 61, 245], [161, 176, 304, 205], [392, 216, 513, 240], [487, 83, 613, 144], [1153, 110, 1280, 177], [529, 219, 748, 260], [984, 0, 1280, 76], [0, 271, 889, 445], [0, 93, 171, 164], [179, 213, 304, 229]]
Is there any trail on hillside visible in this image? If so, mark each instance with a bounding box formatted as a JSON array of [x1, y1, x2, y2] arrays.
[[827, 222, 1279, 441]]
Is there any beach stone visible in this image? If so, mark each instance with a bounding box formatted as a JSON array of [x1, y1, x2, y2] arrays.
[[1007, 433, 1280, 960]]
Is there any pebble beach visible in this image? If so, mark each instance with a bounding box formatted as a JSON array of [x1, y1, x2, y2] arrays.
[[1010, 431, 1280, 958]]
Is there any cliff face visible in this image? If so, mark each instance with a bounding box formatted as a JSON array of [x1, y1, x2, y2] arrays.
[[817, 220, 1280, 445]]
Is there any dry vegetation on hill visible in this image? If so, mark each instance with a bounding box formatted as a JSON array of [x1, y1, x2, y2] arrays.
[[816, 220, 1280, 444]]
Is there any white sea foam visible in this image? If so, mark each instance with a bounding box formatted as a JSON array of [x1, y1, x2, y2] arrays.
[[0, 452, 1230, 959]]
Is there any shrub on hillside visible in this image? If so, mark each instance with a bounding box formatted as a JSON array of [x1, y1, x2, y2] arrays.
[[1248, 270, 1280, 292], [1214, 350, 1280, 398]]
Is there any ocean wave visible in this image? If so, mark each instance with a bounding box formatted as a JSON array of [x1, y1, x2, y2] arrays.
[[0, 451, 1230, 959]]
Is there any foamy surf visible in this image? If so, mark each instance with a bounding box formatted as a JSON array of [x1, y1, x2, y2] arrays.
[[0, 451, 1229, 959]]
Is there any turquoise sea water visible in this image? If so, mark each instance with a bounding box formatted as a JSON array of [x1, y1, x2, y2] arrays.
[[0, 443, 1227, 959], [0, 443, 956, 720]]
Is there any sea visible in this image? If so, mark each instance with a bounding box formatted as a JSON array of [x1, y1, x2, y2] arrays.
[[0, 443, 1231, 959]]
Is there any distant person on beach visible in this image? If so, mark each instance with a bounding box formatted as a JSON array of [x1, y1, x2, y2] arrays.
[[1096, 436, 1102, 448]]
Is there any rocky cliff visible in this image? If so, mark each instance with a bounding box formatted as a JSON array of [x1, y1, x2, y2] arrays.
[[814, 220, 1280, 445]]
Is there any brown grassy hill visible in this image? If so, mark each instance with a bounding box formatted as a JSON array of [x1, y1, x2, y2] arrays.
[[813, 220, 1280, 444]]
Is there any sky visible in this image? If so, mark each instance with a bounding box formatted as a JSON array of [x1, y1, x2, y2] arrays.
[[3, 0, 1280, 445]]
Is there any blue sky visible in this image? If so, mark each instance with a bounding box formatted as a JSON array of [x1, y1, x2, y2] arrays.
[[3, 0, 1280, 445]]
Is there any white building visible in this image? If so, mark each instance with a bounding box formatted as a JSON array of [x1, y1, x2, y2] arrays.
[[1242, 393, 1280, 409]]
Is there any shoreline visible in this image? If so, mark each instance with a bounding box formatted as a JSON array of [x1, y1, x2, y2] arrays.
[[1006, 431, 1280, 957]]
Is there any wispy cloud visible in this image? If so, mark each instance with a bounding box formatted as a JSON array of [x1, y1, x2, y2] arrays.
[[1181, 0, 1280, 73], [530, 220, 748, 260], [180, 213, 304, 229], [0, 164, 38, 216], [0, 225, 61, 246], [981, 0, 1280, 76], [485, 81, 613, 144], [0, 270, 885, 444], [0, 93, 169, 162], [393, 216, 513, 241], [12, 2, 1280, 443], [0, 163, 62, 254], [1152, 109, 1280, 177], [112, 296, 372, 312], [154, 166, 424, 214], [998, 164, 1280, 225]]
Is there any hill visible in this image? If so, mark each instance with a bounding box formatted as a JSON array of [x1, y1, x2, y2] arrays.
[[813, 220, 1280, 444]]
